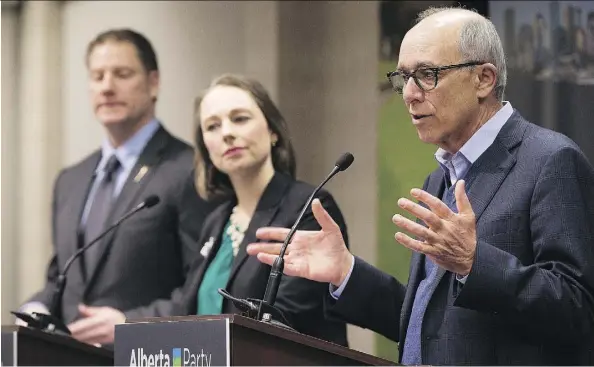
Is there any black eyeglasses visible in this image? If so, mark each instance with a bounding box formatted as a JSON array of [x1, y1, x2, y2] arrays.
[[386, 61, 483, 94]]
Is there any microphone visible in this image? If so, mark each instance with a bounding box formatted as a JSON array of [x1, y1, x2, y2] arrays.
[[218, 152, 354, 328], [12, 195, 161, 336]]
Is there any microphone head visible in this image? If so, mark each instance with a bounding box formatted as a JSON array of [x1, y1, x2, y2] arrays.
[[335, 152, 354, 172], [144, 195, 160, 208]]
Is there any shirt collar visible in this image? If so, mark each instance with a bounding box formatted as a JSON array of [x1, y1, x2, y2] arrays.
[[96, 119, 160, 175]]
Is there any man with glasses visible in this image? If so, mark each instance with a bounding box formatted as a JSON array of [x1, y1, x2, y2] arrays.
[[247, 6, 594, 365]]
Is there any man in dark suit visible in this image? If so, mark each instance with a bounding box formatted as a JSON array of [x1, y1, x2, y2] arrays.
[[247, 6, 594, 365], [18, 28, 214, 346]]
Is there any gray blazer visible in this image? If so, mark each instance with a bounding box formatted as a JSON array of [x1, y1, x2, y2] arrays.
[[27, 126, 215, 324], [326, 110, 594, 365]]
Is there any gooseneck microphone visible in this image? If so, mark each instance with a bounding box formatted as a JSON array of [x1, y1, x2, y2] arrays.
[[261, 153, 354, 312], [218, 152, 354, 329], [12, 195, 160, 336]]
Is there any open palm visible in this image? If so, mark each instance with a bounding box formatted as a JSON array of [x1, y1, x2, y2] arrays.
[[247, 199, 353, 286]]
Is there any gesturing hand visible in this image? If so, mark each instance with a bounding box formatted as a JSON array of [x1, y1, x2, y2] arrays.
[[392, 180, 477, 276], [247, 198, 353, 286]]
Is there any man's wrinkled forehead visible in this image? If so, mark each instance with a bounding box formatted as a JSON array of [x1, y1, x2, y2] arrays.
[[397, 31, 458, 72]]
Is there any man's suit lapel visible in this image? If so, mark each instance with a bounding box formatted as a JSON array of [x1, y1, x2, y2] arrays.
[[64, 153, 102, 291], [227, 173, 290, 288], [464, 113, 526, 222], [83, 126, 172, 294]]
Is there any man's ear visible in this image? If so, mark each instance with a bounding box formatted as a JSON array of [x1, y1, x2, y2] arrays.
[[149, 70, 160, 102], [475, 63, 497, 99]]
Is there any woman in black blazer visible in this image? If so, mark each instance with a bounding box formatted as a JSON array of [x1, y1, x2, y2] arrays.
[[181, 74, 349, 346]]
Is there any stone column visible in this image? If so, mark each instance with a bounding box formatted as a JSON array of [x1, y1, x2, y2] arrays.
[[16, 0, 64, 305], [2, 0, 22, 323]]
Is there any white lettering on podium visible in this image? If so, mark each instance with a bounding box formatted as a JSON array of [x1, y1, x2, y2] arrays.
[[130, 348, 171, 366], [183, 348, 212, 367]]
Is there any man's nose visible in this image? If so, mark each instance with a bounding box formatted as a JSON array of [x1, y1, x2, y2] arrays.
[[99, 74, 115, 93], [402, 77, 424, 105]]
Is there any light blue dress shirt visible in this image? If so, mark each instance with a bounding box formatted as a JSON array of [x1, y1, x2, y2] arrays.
[[331, 102, 514, 298], [79, 119, 160, 228]]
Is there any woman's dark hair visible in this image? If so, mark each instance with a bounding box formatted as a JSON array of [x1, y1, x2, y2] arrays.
[[193, 74, 296, 201]]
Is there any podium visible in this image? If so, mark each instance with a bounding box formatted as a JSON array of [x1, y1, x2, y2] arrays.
[[115, 314, 396, 366], [1, 325, 114, 366]]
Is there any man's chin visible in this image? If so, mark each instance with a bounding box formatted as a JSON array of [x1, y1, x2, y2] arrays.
[[99, 118, 128, 127], [416, 130, 439, 146]]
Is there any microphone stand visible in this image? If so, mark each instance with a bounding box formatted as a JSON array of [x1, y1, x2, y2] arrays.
[[217, 289, 292, 329], [12, 196, 160, 336]]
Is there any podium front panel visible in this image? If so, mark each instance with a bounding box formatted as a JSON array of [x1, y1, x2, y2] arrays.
[[115, 318, 230, 366]]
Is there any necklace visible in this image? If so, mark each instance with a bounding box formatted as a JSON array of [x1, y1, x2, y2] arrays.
[[227, 206, 246, 257]]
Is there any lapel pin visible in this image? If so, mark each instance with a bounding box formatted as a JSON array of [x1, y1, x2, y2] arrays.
[[134, 165, 149, 183]]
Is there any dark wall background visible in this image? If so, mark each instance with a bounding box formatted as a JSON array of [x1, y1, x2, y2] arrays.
[[490, 0, 594, 164]]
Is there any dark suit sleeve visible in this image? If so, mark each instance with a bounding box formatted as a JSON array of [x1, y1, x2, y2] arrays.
[[455, 146, 594, 344], [123, 172, 215, 319], [324, 256, 406, 342], [24, 170, 66, 308], [322, 174, 437, 343], [271, 190, 350, 345]]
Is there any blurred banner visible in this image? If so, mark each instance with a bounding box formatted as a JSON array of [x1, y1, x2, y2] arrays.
[[490, 0, 594, 163]]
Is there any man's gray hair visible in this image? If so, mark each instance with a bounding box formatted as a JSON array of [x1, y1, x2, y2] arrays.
[[416, 7, 507, 101]]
